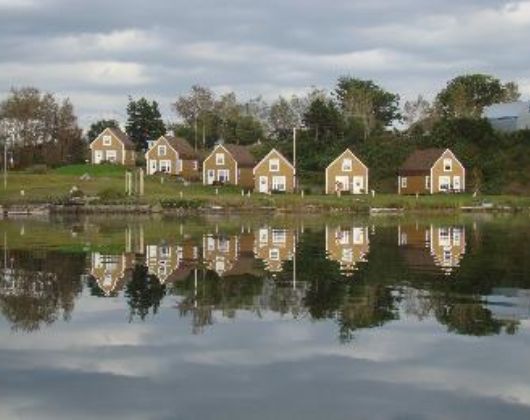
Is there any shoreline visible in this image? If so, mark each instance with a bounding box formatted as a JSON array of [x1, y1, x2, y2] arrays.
[[1, 202, 527, 217]]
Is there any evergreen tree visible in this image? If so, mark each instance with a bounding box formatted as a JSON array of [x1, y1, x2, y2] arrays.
[[125, 97, 166, 150]]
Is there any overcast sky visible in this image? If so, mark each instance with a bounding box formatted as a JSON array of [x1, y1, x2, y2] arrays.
[[1, 0, 529, 128]]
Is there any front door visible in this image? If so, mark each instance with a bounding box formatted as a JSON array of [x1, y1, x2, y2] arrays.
[[335, 176, 349, 193], [353, 176, 364, 194], [149, 160, 157, 175], [94, 150, 103, 164], [207, 169, 215, 184], [453, 176, 461, 192], [259, 176, 268, 193]]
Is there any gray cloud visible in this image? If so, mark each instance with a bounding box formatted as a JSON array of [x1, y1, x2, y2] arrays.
[[0, 0, 529, 128]]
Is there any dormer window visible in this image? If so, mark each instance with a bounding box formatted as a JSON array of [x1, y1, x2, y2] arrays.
[[102, 135, 112, 146], [269, 158, 280, 172], [342, 158, 352, 172], [158, 145, 166, 156], [443, 158, 452, 172], [216, 153, 225, 165]]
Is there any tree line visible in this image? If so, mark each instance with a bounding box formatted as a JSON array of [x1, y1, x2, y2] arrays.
[[1, 73, 529, 193]]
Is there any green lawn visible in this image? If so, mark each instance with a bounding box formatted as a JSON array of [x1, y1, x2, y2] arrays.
[[1, 164, 530, 211]]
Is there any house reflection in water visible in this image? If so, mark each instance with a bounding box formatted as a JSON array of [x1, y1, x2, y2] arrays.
[[325, 225, 369, 275], [202, 228, 258, 277], [89, 225, 145, 295], [90, 252, 135, 296], [398, 224, 466, 275], [146, 239, 198, 284], [254, 227, 296, 273]]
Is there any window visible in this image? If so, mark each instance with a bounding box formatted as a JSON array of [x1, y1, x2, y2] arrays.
[[160, 246, 170, 257], [103, 135, 112, 146], [400, 232, 408, 245], [159, 160, 171, 173], [353, 228, 364, 244], [158, 145, 166, 156], [425, 176, 431, 190], [259, 228, 268, 244], [215, 153, 225, 165], [336, 229, 350, 245], [269, 158, 280, 172], [105, 150, 117, 162], [443, 158, 452, 172], [176, 159, 182, 173], [218, 169, 229, 182], [269, 248, 280, 261], [272, 176, 286, 191], [439, 228, 450, 246], [272, 229, 286, 243], [439, 176, 450, 192], [453, 228, 462, 246], [342, 158, 352, 172], [193, 161, 198, 170], [401, 177, 407, 188]]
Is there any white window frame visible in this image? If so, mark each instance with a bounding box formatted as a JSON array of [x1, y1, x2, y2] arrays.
[[218, 169, 229, 182], [159, 160, 171, 173], [105, 150, 117, 162], [425, 176, 431, 190], [443, 158, 453, 172], [102, 135, 112, 146], [439, 176, 450, 192], [215, 153, 225, 165], [401, 177, 407, 188], [193, 161, 198, 170], [342, 158, 352, 172], [453, 175, 461, 191], [272, 229, 287, 244], [158, 145, 167, 156], [269, 158, 280, 172], [269, 248, 280, 261], [272, 175, 286, 191]]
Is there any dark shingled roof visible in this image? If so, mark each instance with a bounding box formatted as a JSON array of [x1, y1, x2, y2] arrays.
[[107, 127, 135, 149], [399, 148, 446, 175], [165, 136, 198, 160], [223, 144, 256, 167]]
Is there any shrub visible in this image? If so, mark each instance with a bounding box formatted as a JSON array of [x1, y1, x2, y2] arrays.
[[26, 164, 48, 174], [97, 187, 126, 202]]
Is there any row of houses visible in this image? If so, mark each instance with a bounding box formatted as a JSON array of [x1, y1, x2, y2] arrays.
[[89, 127, 466, 195]]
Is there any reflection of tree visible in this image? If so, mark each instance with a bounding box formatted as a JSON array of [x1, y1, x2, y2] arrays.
[[125, 265, 166, 321], [338, 285, 398, 343], [0, 251, 83, 332], [175, 270, 264, 334]]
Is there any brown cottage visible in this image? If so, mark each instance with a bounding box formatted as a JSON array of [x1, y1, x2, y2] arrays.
[[398, 148, 465, 194], [145, 135, 200, 180], [89, 127, 136, 166], [398, 224, 466, 275], [253, 148, 295, 193], [325, 149, 369, 194], [146, 240, 199, 285], [202, 144, 255, 189]]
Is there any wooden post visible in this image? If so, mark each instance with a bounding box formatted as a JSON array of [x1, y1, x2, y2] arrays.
[[138, 168, 144, 196]]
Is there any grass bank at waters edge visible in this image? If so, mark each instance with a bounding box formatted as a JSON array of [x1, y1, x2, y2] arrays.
[[1, 165, 530, 212]]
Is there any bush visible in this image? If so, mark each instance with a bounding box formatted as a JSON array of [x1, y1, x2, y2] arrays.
[[97, 187, 126, 202], [25, 164, 48, 174], [159, 198, 205, 209]]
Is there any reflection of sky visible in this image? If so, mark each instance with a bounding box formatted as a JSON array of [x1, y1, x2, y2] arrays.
[[1, 290, 530, 420]]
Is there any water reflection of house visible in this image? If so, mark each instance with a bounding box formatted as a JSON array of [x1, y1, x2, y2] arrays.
[[254, 227, 296, 273], [398, 224, 466, 274], [202, 234, 239, 276], [90, 252, 135, 296], [325, 226, 369, 275], [146, 239, 199, 284]]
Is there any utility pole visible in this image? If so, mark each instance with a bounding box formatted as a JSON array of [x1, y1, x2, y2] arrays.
[[293, 127, 297, 191], [3, 140, 7, 191]]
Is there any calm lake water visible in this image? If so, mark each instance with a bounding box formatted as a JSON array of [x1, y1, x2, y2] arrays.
[[1, 213, 530, 420]]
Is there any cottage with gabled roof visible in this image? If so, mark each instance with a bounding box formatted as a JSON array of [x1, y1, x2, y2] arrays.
[[145, 135, 200, 180], [202, 143, 255, 188], [398, 148, 465, 195], [253, 148, 295, 193], [89, 127, 136, 166], [325, 149, 368, 194]]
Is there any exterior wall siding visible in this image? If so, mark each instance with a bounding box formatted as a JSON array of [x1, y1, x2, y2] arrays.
[[399, 174, 429, 195]]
